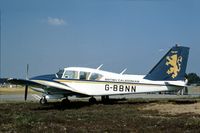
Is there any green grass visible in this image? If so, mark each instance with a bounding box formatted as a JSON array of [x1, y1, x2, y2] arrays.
[[0, 87, 39, 94], [1, 100, 200, 132]]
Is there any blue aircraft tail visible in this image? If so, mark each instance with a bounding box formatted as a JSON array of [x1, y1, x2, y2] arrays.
[[144, 45, 190, 81]]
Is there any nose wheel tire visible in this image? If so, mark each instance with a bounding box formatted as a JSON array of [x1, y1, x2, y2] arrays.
[[40, 97, 47, 105]]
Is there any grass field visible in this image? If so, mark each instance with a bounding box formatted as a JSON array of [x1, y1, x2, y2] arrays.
[[1, 99, 200, 132], [0, 87, 38, 94]]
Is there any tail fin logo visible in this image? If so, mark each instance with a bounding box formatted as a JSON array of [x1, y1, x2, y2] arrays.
[[166, 52, 182, 78]]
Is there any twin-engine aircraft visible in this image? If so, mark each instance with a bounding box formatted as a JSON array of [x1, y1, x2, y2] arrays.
[[8, 45, 189, 104]]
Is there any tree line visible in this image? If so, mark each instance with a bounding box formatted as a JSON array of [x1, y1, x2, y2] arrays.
[[187, 73, 200, 85]]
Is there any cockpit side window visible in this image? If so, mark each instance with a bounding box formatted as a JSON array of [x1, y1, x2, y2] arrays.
[[89, 73, 103, 80], [56, 69, 64, 78], [64, 71, 78, 79], [79, 71, 90, 80]]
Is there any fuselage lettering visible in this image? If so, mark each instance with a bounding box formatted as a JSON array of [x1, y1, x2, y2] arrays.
[[105, 84, 136, 93]]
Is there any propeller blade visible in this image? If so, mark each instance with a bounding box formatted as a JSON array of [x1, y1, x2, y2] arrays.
[[25, 85, 28, 101], [26, 64, 29, 80]]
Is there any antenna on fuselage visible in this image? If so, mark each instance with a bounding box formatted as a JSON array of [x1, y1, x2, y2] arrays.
[[97, 64, 103, 70], [120, 68, 127, 75]]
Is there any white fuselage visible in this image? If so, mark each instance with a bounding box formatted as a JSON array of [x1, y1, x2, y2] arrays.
[[32, 67, 186, 96]]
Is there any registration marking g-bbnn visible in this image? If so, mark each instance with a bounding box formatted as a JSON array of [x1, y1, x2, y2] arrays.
[[105, 84, 136, 93]]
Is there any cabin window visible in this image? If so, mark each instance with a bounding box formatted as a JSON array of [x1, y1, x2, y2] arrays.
[[56, 69, 64, 78], [89, 73, 103, 80], [64, 71, 78, 79], [79, 71, 90, 80]]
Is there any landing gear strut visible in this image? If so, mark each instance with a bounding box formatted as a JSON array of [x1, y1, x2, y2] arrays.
[[89, 97, 97, 104], [61, 98, 70, 106], [40, 96, 47, 105], [101, 96, 109, 103]]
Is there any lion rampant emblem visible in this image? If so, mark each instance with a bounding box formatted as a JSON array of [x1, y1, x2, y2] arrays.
[[166, 54, 182, 78]]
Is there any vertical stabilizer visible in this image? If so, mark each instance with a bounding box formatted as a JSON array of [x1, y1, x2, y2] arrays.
[[144, 45, 189, 81]]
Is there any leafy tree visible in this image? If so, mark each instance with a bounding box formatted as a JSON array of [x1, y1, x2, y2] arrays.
[[186, 73, 200, 85]]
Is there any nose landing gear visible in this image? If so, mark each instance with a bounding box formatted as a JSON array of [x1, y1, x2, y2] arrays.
[[40, 96, 47, 105], [39, 95, 71, 106]]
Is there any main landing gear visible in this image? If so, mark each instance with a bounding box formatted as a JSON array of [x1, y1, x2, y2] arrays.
[[88, 96, 110, 104], [101, 96, 110, 103], [89, 97, 97, 104], [61, 98, 70, 106]]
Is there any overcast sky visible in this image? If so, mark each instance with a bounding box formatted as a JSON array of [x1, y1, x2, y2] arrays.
[[0, 0, 199, 78]]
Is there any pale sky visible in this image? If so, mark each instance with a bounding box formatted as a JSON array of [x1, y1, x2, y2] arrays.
[[0, 0, 199, 78]]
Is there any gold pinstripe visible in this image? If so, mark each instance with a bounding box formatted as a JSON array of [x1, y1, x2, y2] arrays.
[[54, 79, 166, 87]]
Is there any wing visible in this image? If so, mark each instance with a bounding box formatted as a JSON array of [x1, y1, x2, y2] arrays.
[[7, 78, 76, 95], [7, 78, 46, 88]]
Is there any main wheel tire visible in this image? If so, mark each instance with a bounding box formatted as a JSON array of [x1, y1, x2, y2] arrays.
[[89, 97, 97, 104], [40, 97, 47, 105], [61, 98, 70, 106]]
